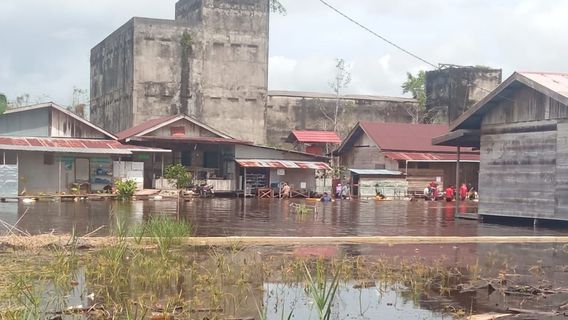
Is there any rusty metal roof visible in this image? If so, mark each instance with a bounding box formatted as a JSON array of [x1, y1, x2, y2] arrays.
[[286, 130, 342, 144], [520, 72, 568, 99], [235, 159, 331, 170], [116, 114, 234, 141], [131, 136, 251, 145], [0, 137, 169, 154], [384, 152, 480, 162], [356, 122, 478, 153]]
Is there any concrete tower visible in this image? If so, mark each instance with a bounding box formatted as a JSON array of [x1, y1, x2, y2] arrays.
[[90, 0, 269, 144]]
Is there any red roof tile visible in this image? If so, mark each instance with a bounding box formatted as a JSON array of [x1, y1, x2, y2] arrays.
[[359, 122, 477, 153], [288, 130, 342, 144]]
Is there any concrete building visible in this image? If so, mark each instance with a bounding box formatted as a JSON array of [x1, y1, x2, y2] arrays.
[[425, 66, 502, 124], [91, 0, 269, 143], [335, 122, 479, 198], [0, 103, 166, 196], [434, 72, 568, 222], [91, 0, 419, 146], [267, 91, 417, 147]]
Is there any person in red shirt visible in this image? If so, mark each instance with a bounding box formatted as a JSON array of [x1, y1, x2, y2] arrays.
[[445, 186, 454, 202], [459, 183, 468, 201]]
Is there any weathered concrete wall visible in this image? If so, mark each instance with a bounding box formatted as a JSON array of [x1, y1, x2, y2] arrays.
[[18, 152, 73, 194], [91, 0, 269, 144], [0, 108, 49, 137], [183, 0, 269, 144], [131, 18, 193, 126], [267, 92, 416, 147], [90, 19, 135, 133], [425, 67, 502, 124]]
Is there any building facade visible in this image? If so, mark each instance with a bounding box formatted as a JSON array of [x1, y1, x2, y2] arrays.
[[91, 0, 269, 144], [434, 72, 568, 221]]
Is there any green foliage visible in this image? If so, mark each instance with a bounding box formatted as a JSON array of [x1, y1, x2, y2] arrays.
[[165, 164, 192, 189], [180, 31, 193, 47], [0, 94, 6, 115], [304, 261, 341, 320], [115, 179, 137, 200], [402, 71, 426, 108], [133, 215, 193, 259]]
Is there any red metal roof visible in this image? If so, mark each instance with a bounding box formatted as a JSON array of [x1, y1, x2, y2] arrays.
[[0, 137, 168, 154], [235, 159, 331, 170], [359, 122, 478, 153], [116, 115, 179, 140], [288, 130, 342, 143], [132, 136, 251, 145], [384, 152, 480, 162]]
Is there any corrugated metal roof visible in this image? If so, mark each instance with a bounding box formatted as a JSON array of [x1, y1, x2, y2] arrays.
[[358, 122, 478, 153], [132, 136, 251, 145], [348, 169, 405, 176], [116, 114, 235, 141], [0, 137, 169, 154], [520, 72, 568, 99], [287, 130, 341, 143], [235, 159, 331, 170], [384, 152, 480, 162]]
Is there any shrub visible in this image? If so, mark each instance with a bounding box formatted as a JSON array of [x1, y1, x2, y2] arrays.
[[164, 164, 192, 189], [115, 179, 137, 200]]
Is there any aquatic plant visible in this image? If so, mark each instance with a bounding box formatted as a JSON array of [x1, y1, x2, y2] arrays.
[[115, 179, 137, 200], [304, 260, 341, 320]]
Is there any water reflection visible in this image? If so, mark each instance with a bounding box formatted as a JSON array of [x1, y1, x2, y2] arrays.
[[0, 198, 565, 236]]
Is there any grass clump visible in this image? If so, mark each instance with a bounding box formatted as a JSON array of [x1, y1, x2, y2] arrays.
[[132, 215, 193, 258]]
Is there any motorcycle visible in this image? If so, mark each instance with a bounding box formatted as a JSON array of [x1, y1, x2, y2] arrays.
[[192, 184, 214, 198]]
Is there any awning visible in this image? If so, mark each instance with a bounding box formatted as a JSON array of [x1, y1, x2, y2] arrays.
[[0, 137, 170, 155], [236, 159, 331, 170], [432, 129, 481, 148], [384, 152, 480, 162], [349, 169, 405, 176], [129, 136, 251, 145]]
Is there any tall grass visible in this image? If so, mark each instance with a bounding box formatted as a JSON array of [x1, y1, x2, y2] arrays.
[[304, 261, 341, 320], [132, 215, 193, 259]]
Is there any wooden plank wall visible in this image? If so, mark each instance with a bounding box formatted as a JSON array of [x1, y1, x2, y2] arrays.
[[479, 122, 557, 219], [556, 121, 568, 217]]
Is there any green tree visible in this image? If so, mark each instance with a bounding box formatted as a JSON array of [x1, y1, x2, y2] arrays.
[[165, 164, 192, 190], [0, 94, 6, 115], [401, 71, 426, 123]]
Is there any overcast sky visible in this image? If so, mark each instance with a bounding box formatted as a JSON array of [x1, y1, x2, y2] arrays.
[[1, 0, 567, 105]]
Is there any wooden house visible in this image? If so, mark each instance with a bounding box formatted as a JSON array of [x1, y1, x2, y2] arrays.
[[119, 115, 331, 195], [0, 103, 166, 196], [335, 122, 479, 197], [433, 72, 568, 222]]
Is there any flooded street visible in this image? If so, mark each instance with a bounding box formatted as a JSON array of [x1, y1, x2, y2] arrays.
[[0, 198, 566, 237], [2, 199, 568, 319]]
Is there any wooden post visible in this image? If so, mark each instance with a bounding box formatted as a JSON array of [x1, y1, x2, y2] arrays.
[[243, 167, 247, 196], [456, 146, 461, 214]]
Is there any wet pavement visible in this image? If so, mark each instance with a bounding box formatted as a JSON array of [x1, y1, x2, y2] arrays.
[[1, 198, 567, 237]]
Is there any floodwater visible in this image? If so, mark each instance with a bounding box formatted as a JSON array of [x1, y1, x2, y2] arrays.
[[0, 198, 567, 237]]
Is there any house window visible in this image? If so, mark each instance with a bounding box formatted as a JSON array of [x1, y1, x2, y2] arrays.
[[170, 126, 185, 136], [1, 152, 17, 165], [44, 153, 55, 165], [181, 150, 192, 166], [417, 162, 429, 169]]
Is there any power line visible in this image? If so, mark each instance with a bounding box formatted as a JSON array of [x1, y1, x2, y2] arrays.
[[318, 0, 438, 69]]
